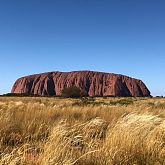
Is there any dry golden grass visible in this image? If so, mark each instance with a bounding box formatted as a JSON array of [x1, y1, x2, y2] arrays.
[[0, 96, 165, 165]]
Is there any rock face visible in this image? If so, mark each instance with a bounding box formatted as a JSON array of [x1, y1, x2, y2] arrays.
[[11, 71, 150, 97]]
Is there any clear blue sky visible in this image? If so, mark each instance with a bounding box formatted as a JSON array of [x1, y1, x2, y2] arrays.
[[0, 0, 164, 96]]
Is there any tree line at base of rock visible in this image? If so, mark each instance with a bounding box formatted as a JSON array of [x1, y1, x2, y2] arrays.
[[1, 86, 158, 98], [1, 86, 87, 98]]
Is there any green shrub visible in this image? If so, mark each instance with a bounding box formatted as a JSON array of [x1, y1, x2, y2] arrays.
[[61, 86, 87, 98]]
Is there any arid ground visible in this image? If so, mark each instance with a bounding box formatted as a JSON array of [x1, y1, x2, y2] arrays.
[[0, 97, 165, 165]]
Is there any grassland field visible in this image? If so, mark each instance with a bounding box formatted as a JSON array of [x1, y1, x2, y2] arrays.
[[0, 96, 165, 165]]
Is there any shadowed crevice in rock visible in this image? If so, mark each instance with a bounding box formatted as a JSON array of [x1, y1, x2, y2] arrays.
[[114, 79, 131, 97], [46, 74, 56, 96], [31, 76, 41, 94], [11, 71, 151, 97]]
